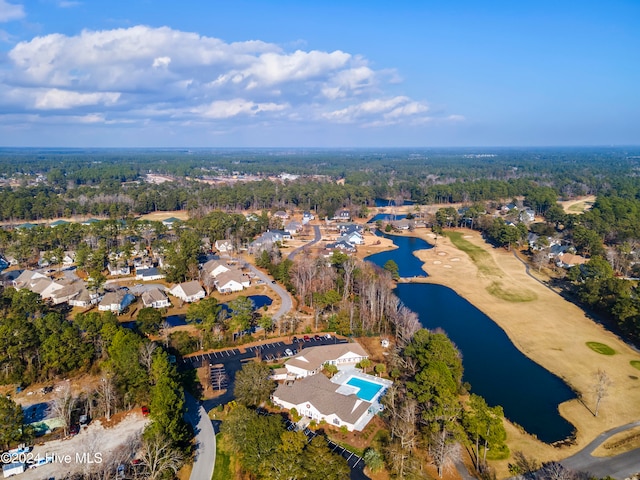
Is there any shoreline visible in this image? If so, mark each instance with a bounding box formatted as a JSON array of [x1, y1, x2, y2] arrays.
[[366, 228, 640, 474]]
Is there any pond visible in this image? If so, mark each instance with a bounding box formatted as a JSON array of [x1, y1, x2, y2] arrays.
[[164, 294, 273, 326], [365, 231, 430, 278], [365, 235, 576, 444], [374, 198, 415, 207], [368, 213, 407, 224]]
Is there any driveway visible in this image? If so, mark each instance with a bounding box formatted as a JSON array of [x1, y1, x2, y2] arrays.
[[287, 225, 322, 260], [245, 264, 292, 321]]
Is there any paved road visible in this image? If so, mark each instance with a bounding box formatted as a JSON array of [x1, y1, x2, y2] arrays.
[[287, 224, 322, 260], [184, 392, 216, 480], [246, 263, 292, 321], [560, 420, 640, 478]]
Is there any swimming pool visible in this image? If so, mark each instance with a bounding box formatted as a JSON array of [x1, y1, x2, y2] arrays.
[[345, 377, 384, 402]]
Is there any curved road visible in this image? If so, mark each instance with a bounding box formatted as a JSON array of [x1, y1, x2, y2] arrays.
[[246, 263, 292, 321], [287, 224, 322, 260], [560, 421, 640, 478], [184, 392, 216, 480]]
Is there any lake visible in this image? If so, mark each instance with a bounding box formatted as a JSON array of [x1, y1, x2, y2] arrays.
[[365, 234, 576, 443]]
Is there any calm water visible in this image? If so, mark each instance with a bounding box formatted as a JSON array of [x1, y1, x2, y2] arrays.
[[366, 236, 576, 443], [365, 231, 430, 277], [164, 295, 273, 326], [368, 213, 407, 223], [374, 198, 415, 207]]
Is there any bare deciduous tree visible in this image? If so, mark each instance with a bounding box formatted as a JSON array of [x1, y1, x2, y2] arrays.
[[97, 375, 117, 421], [593, 369, 612, 417], [139, 341, 158, 376], [48, 383, 76, 436], [140, 431, 184, 480]]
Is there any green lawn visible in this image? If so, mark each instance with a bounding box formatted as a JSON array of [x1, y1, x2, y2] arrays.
[[631, 360, 640, 371], [212, 434, 232, 480], [586, 342, 616, 355], [486, 281, 537, 302]]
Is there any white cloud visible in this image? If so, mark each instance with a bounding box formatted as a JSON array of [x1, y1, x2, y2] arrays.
[[324, 96, 430, 125], [0, 25, 458, 134], [0, 0, 24, 22], [193, 98, 288, 119], [34, 89, 120, 109]]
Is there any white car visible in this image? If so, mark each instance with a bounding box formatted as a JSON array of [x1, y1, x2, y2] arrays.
[[284, 348, 293, 357]]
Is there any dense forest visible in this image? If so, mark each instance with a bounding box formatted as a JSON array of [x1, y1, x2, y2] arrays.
[[1, 147, 640, 221]]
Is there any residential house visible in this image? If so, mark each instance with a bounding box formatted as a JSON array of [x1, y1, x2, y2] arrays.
[[339, 231, 364, 245], [214, 240, 234, 254], [13, 270, 48, 290], [302, 211, 315, 223], [273, 210, 289, 220], [325, 240, 356, 253], [162, 217, 181, 229], [283, 343, 369, 379], [556, 253, 588, 269], [29, 277, 65, 300], [169, 281, 205, 303], [249, 230, 284, 253], [142, 288, 171, 309], [202, 259, 230, 278], [108, 263, 131, 276], [62, 251, 76, 266], [548, 244, 569, 259], [214, 269, 251, 294], [50, 282, 84, 305], [391, 219, 414, 231], [520, 208, 536, 223], [135, 267, 165, 281], [333, 209, 351, 222], [69, 288, 101, 308], [284, 221, 303, 236], [98, 290, 135, 313], [133, 257, 154, 271]]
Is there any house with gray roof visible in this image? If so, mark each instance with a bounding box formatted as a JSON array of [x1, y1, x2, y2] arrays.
[[98, 290, 135, 314], [214, 269, 251, 293], [142, 288, 171, 309], [169, 280, 205, 303], [284, 343, 369, 379], [273, 374, 372, 431]]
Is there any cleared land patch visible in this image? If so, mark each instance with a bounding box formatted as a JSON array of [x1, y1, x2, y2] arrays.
[[586, 342, 616, 355]]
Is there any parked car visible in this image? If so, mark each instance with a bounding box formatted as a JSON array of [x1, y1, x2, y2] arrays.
[[324, 334, 332, 339], [69, 424, 80, 436], [303, 335, 310, 342], [141, 406, 150, 416], [292, 336, 298, 343], [284, 348, 293, 357], [314, 335, 321, 341]]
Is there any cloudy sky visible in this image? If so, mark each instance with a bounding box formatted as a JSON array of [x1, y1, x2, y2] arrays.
[[0, 0, 638, 147]]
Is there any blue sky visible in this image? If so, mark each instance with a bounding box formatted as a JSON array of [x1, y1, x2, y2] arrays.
[[0, 0, 638, 147]]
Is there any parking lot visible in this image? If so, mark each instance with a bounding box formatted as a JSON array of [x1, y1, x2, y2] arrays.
[[180, 335, 347, 368]]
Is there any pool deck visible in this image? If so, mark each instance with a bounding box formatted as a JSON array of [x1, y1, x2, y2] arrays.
[[329, 366, 393, 431]]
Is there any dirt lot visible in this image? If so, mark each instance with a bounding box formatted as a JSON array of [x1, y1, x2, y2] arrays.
[[17, 411, 148, 480], [395, 229, 640, 475], [558, 195, 596, 214]]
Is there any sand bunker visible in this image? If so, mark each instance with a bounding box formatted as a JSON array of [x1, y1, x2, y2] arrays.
[[450, 257, 460, 262], [433, 260, 442, 265], [438, 251, 447, 256], [443, 265, 452, 268]]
